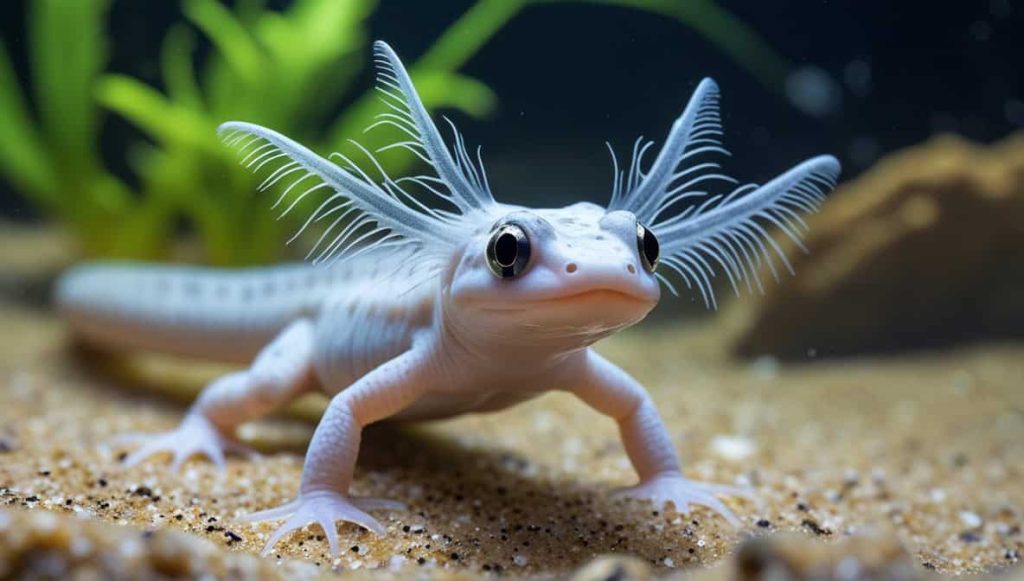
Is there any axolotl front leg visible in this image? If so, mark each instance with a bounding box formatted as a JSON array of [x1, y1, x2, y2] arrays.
[[567, 350, 752, 525], [244, 341, 436, 557]]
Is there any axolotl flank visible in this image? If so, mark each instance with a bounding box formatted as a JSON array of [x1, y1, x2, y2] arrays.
[[56, 41, 840, 557]]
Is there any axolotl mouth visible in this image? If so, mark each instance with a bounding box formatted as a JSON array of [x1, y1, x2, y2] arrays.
[[473, 288, 654, 314]]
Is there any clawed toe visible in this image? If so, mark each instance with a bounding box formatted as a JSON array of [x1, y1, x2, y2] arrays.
[[616, 474, 754, 528], [249, 490, 403, 558], [109, 414, 252, 471], [240, 499, 302, 523]]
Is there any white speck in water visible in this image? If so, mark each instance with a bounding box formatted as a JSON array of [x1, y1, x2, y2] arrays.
[[663, 557, 676, 568], [806, 347, 818, 358], [843, 59, 872, 96], [513, 554, 529, 567], [959, 511, 983, 529], [785, 65, 842, 117], [930, 488, 947, 503], [388, 555, 406, 570], [710, 435, 757, 462]]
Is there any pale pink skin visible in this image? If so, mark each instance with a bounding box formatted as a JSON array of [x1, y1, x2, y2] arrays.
[[57, 202, 751, 558]]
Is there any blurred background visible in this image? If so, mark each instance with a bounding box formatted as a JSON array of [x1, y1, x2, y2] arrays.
[[1, 0, 1022, 356]]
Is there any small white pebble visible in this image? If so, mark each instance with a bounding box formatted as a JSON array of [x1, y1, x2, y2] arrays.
[[33, 512, 58, 532], [513, 555, 529, 567], [929, 488, 947, 503], [388, 555, 406, 570], [836, 556, 862, 579], [70, 537, 93, 558], [663, 557, 676, 568], [710, 435, 757, 462], [959, 511, 983, 529], [119, 537, 143, 559]]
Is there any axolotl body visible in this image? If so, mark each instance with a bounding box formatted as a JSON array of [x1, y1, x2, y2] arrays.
[[56, 42, 840, 557]]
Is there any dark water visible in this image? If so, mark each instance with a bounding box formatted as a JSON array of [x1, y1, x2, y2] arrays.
[[0, 0, 1022, 354], [1, 0, 1021, 214]]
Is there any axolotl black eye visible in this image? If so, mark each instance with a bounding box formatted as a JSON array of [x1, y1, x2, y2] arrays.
[[486, 223, 531, 279], [636, 222, 659, 273]]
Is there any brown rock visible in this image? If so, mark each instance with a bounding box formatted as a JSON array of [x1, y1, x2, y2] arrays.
[[0, 509, 322, 580], [734, 530, 920, 580], [728, 133, 1024, 359], [570, 554, 654, 581]]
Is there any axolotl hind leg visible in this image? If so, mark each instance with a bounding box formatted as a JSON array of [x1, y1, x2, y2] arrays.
[[113, 319, 318, 470]]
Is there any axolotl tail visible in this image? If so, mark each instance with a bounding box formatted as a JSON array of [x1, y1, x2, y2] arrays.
[[55, 261, 331, 362]]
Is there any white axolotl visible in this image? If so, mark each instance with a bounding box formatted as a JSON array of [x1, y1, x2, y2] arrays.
[[56, 41, 840, 557]]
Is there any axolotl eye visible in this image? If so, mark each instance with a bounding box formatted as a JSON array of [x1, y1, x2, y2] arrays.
[[636, 222, 660, 273], [486, 223, 531, 279]]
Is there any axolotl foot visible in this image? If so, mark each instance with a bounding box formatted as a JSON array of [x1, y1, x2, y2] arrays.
[[111, 413, 257, 471], [242, 490, 406, 557], [614, 472, 755, 527]]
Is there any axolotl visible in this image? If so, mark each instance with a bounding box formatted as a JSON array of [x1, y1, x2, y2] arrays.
[[56, 41, 840, 557]]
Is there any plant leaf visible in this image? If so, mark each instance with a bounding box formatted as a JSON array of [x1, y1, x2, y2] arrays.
[[183, 0, 264, 86], [161, 24, 202, 109], [29, 0, 110, 177], [0, 43, 56, 201], [97, 75, 218, 153]]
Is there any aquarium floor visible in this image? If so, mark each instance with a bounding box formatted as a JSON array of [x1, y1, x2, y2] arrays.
[[0, 302, 1021, 579]]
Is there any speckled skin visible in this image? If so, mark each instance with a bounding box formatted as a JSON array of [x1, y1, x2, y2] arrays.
[[56, 202, 749, 557]]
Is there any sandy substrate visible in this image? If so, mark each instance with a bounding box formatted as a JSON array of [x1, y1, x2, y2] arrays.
[[0, 301, 1022, 579]]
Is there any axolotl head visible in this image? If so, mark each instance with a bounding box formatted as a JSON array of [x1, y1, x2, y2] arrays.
[[220, 42, 841, 353], [446, 202, 661, 347]]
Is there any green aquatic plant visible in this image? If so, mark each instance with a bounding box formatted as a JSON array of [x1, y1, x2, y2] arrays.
[[98, 0, 508, 264], [0, 0, 791, 265], [0, 0, 131, 256]]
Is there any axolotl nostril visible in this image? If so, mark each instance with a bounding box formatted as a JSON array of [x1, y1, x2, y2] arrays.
[[55, 40, 840, 558]]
